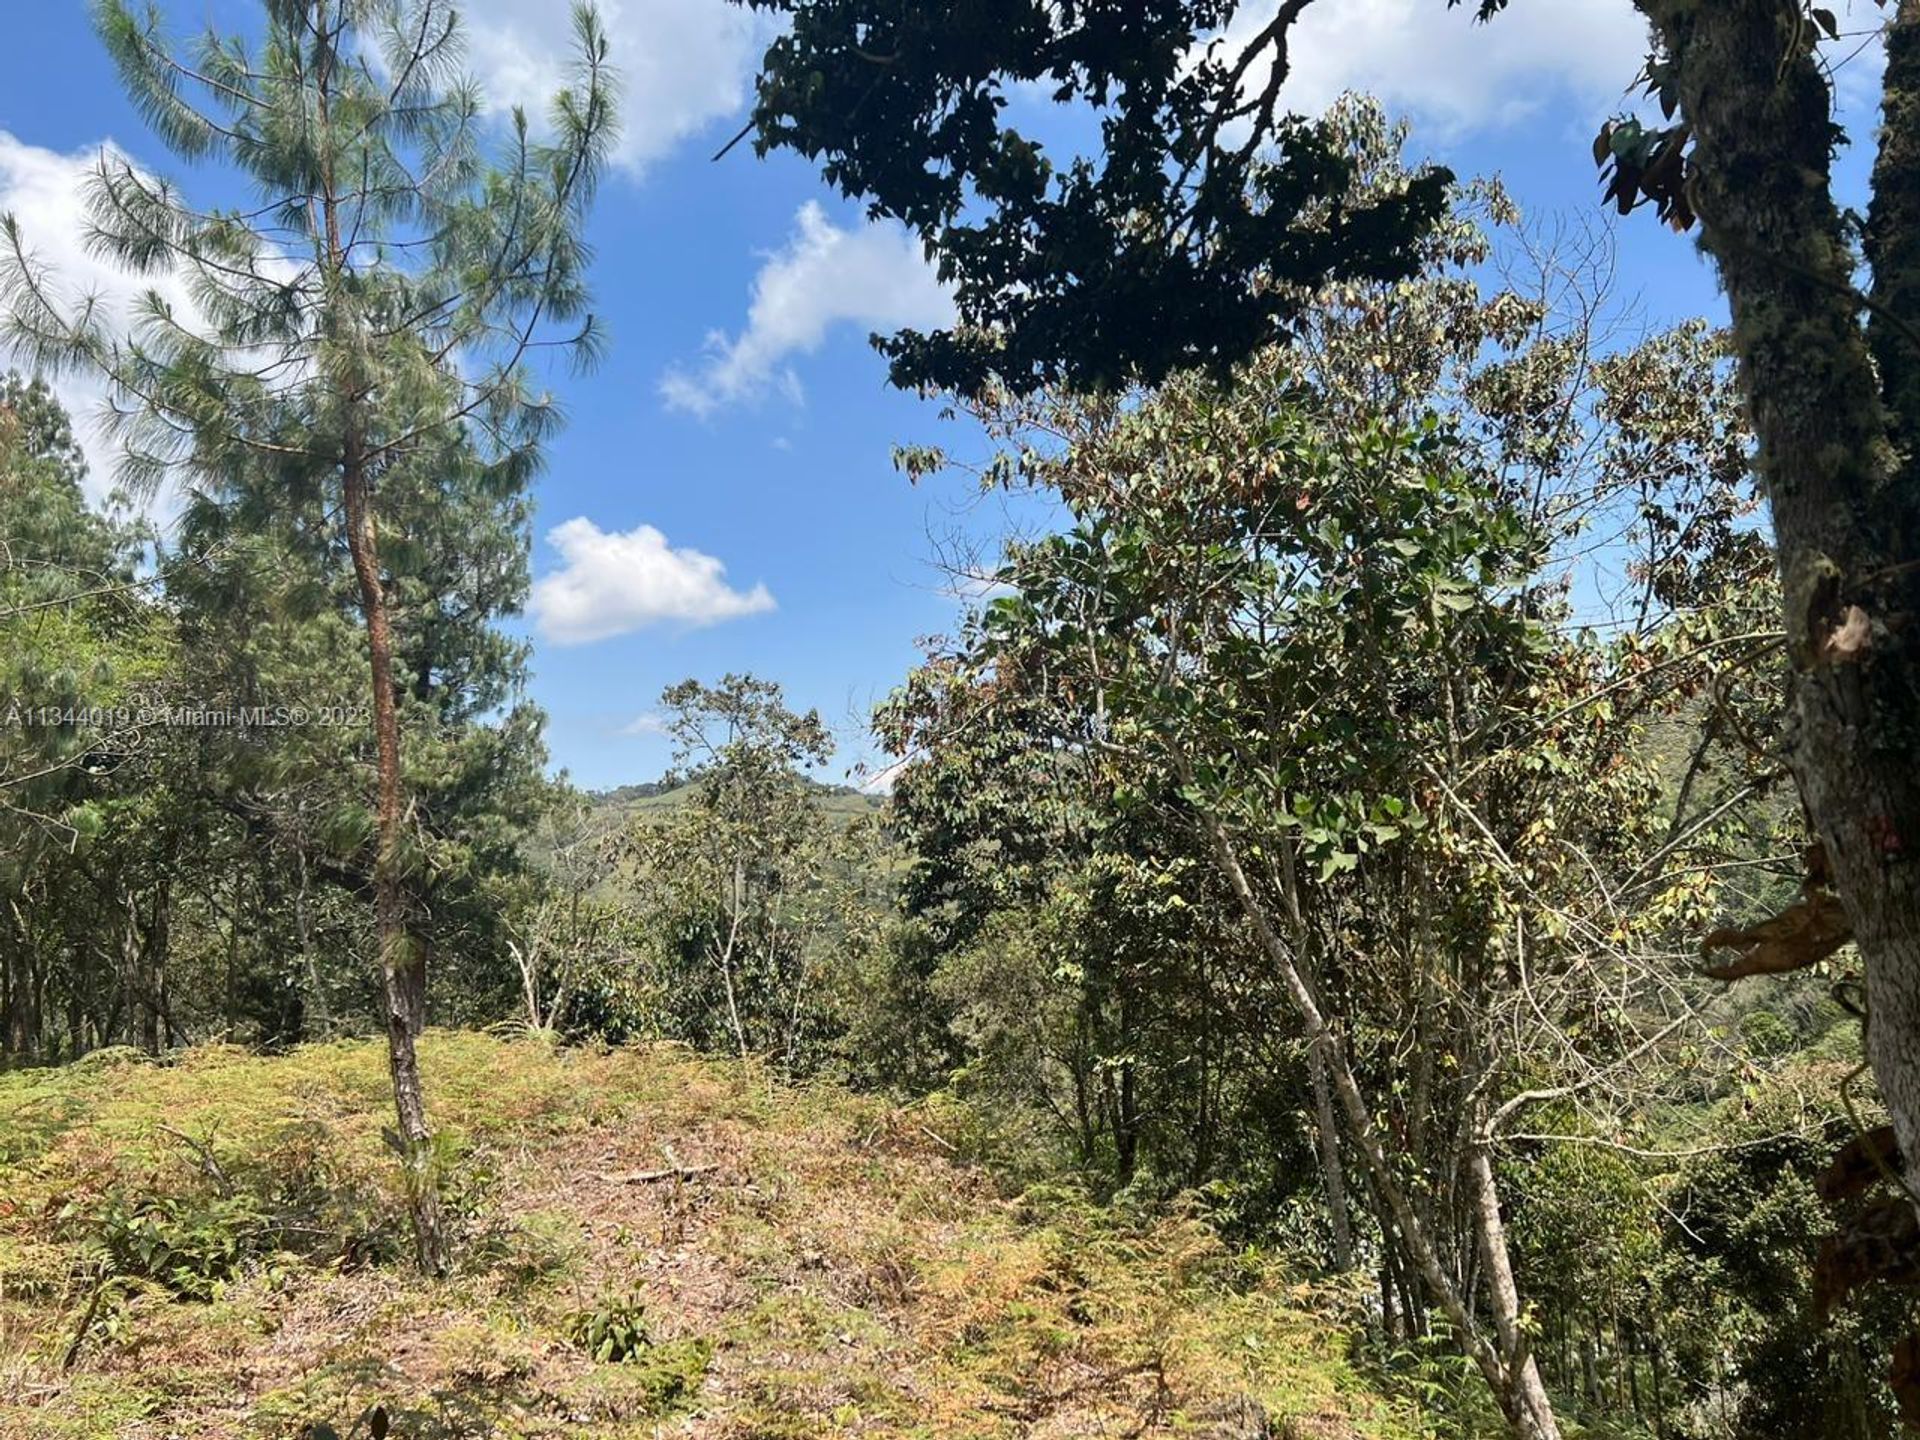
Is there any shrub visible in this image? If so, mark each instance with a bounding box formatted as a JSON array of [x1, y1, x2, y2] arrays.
[[565, 1290, 653, 1364], [60, 1122, 407, 1298]]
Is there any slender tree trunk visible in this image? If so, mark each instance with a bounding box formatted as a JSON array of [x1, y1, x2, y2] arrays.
[[714, 858, 753, 1060], [224, 874, 240, 1036], [2, 903, 33, 1058], [343, 458, 449, 1277], [118, 895, 142, 1049], [295, 847, 329, 1038], [1112, 993, 1140, 1184], [510, 937, 543, 1030], [1466, 1137, 1561, 1440], [144, 878, 171, 1054], [1380, 1256, 1399, 1342], [1308, 1044, 1356, 1271], [1276, 839, 1357, 1272], [1400, 1253, 1424, 1340], [1634, 0, 1920, 1184], [1625, 1320, 1643, 1422], [1649, 1317, 1666, 1439]]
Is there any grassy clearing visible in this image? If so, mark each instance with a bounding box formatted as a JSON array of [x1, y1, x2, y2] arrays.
[[0, 1034, 1426, 1438]]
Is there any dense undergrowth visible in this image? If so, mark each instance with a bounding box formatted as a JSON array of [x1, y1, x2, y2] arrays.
[[0, 1033, 1430, 1439]]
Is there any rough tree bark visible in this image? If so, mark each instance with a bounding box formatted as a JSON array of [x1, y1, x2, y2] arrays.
[[343, 457, 450, 1278], [1632, 0, 1920, 1180]]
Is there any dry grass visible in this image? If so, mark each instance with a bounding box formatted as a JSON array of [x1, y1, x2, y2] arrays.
[[0, 1033, 1427, 1439]]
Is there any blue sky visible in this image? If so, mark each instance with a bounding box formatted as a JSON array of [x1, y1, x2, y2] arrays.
[[0, 1, 1889, 790]]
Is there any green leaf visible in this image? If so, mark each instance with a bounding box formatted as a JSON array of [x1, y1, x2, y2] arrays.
[[1317, 850, 1359, 881]]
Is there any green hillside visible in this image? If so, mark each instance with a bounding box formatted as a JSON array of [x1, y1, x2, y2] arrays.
[[590, 776, 885, 828]]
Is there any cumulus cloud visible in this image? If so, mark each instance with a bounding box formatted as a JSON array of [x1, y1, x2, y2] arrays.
[[530, 517, 776, 645], [660, 201, 953, 418], [0, 132, 202, 513], [1219, 0, 1648, 135], [457, 0, 766, 175]]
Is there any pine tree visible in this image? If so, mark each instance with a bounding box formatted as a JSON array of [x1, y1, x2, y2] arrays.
[[0, 0, 616, 1273]]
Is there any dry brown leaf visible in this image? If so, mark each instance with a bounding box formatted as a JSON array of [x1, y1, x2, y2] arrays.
[[1703, 887, 1852, 980]]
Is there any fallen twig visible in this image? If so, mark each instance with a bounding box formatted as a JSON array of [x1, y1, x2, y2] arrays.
[[613, 1162, 720, 1184]]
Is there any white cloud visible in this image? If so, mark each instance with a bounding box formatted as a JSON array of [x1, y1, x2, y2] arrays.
[[660, 201, 953, 418], [1219, 0, 1648, 136], [0, 132, 203, 514], [620, 710, 669, 736], [457, 0, 767, 175], [858, 757, 908, 796], [943, 568, 1017, 604], [530, 516, 775, 644], [0, 132, 311, 526]]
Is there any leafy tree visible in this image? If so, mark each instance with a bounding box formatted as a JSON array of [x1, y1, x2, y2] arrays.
[[0, 0, 616, 1272], [741, 2, 1920, 1307], [0, 374, 150, 806], [1499, 0, 1920, 1288], [624, 676, 850, 1071], [874, 103, 1783, 1436], [0, 374, 169, 1059], [1692, 1101, 1896, 1437], [942, 383, 1591, 1436], [499, 787, 628, 1036], [730, 0, 1450, 393], [878, 656, 1316, 1212]]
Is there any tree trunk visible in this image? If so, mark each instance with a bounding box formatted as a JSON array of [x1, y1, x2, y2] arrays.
[[1111, 991, 1140, 1185], [1635, 0, 1920, 1184], [1308, 1043, 1356, 1271], [1380, 1255, 1399, 1342], [717, 858, 752, 1060], [309, 1, 446, 1275], [142, 878, 171, 1054], [1648, 1312, 1666, 1439], [2, 904, 34, 1058], [1466, 1137, 1561, 1440], [295, 847, 329, 1038], [342, 457, 449, 1277]]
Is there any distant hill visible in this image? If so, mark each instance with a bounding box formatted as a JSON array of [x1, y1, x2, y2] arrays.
[[589, 774, 885, 826]]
